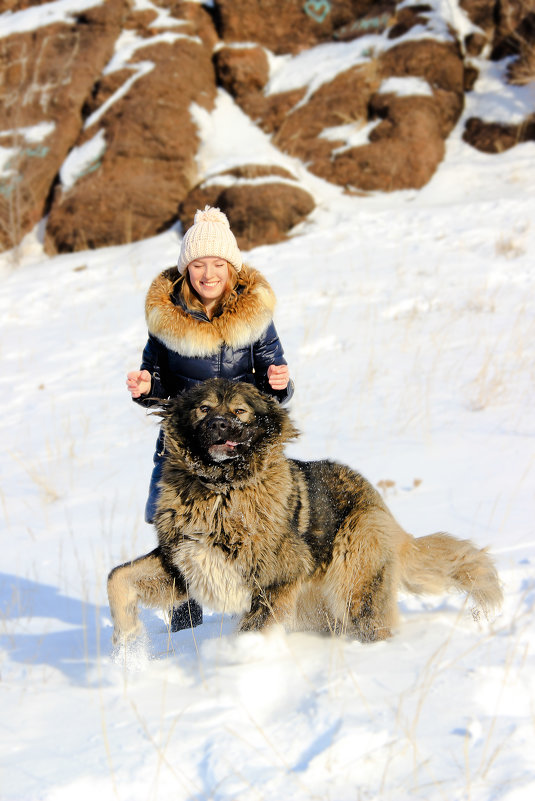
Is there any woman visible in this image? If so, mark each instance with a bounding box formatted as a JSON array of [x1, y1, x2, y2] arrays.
[[127, 206, 293, 631]]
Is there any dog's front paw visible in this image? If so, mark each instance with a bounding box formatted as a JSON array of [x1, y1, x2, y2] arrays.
[[352, 620, 392, 643], [111, 621, 145, 648], [110, 624, 149, 670], [239, 607, 271, 632]]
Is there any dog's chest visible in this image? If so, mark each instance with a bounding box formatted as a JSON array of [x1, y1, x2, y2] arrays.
[[173, 535, 252, 614], [170, 494, 261, 614]]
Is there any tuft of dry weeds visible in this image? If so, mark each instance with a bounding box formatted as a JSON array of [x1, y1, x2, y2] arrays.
[[494, 233, 527, 259]]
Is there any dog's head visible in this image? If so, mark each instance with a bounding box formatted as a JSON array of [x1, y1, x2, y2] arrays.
[[158, 379, 298, 482]]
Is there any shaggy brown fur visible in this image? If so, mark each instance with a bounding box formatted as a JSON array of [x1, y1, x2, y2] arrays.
[[108, 379, 502, 645]]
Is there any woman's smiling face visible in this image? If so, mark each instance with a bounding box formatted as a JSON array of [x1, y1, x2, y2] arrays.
[[187, 256, 229, 310]]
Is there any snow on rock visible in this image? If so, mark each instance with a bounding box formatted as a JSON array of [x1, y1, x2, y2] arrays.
[[0, 0, 105, 37], [59, 129, 107, 192]]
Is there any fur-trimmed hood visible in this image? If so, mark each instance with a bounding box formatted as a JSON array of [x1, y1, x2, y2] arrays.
[[145, 265, 276, 358]]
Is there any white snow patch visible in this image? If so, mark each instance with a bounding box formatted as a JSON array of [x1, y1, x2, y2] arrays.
[[0, 122, 56, 143], [265, 36, 381, 103], [131, 0, 189, 29], [378, 76, 433, 97], [0, 0, 104, 37], [106, 30, 200, 74], [190, 90, 315, 191], [60, 129, 107, 192], [0, 144, 18, 176], [320, 119, 381, 151], [464, 58, 535, 124]]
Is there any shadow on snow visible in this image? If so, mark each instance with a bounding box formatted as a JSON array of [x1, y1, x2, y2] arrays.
[[0, 572, 237, 684]]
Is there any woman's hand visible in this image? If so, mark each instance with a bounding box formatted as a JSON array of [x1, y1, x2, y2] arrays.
[[267, 364, 290, 391], [126, 369, 151, 398]]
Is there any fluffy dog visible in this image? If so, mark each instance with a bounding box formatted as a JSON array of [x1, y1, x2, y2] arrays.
[[108, 379, 502, 644]]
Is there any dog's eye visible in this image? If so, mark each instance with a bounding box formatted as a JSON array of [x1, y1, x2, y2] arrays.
[[199, 405, 211, 413], [234, 408, 246, 416]]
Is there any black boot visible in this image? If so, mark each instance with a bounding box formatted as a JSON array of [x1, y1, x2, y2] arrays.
[[170, 599, 203, 631]]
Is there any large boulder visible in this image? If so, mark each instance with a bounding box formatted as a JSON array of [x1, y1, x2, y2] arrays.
[[179, 165, 315, 249], [378, 39, 465, 136], [463, 116, 535, 152], [214, 45, 270, 100], [45, 5, 218, 253], [0, 0, 128, 251], [318, 93, 446, 192]]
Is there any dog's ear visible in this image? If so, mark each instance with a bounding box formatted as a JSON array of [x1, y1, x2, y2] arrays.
[[151, 395, 189, 449], [257, 394, 300, 445], [150, 396, 181, 424]]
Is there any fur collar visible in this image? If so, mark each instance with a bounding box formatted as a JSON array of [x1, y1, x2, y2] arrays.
[[145, 265, 277, 357]]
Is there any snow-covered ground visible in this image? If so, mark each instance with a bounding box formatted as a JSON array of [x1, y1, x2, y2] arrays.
[[1, 2, 535, 800]]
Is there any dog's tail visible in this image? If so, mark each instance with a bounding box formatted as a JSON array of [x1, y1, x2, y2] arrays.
[[400, 532, 503, 616]]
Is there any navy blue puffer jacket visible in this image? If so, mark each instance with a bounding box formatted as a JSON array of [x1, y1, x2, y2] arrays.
[[134, 264, 293, 407]]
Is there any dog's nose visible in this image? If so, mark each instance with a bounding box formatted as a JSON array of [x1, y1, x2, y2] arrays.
[[207, 416, 229, 438]]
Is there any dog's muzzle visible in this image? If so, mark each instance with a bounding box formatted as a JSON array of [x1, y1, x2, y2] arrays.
[[200, 415, 247, 461]]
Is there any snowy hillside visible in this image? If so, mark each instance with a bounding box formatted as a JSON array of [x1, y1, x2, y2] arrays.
[[1, 8, 535, 801]]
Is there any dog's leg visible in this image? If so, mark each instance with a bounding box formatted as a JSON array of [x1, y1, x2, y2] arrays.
[[324, 563, 399, 642], [326, 511, 402, 642], [239, 581, 301, 632], [107, 548, 185, 644], [343, 560, 399, 642]]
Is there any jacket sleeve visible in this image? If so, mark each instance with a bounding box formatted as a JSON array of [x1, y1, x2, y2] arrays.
[[132, 334, 169, 408], [253, 321, 294, 404]]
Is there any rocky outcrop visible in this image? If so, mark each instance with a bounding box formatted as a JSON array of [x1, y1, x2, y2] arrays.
[[45, 12, 218, 252], [463, 116, 535, 152], [378, 40, 464, 135], [317, 94, 446, 192], [0, 0, 530, 254], [179, 165, 315, 249], [459, 1, 535, 149], [234, 38, 465, 193], [270, 64, 379, 165], [0, 0, 128, 251]]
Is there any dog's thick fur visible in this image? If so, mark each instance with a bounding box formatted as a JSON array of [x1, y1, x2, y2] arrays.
[[108, 379, 502, 644]]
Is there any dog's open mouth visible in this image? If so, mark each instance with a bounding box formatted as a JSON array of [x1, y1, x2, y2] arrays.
[[208, 440, 241, 461]]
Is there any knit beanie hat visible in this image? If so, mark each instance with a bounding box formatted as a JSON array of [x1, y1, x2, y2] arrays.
[[177, 206, 243, 274]]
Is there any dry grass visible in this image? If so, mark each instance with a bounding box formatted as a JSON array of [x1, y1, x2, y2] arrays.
[[9, 450, 61, 504], [495, 233, 527, 259]]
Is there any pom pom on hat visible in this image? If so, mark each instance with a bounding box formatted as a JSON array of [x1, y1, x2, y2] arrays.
[[178, 206, 243, 273], [193, 207, 228, 225]]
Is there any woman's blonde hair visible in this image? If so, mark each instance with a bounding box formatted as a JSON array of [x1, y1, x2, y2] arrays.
[[175, 262, 242, 316]]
